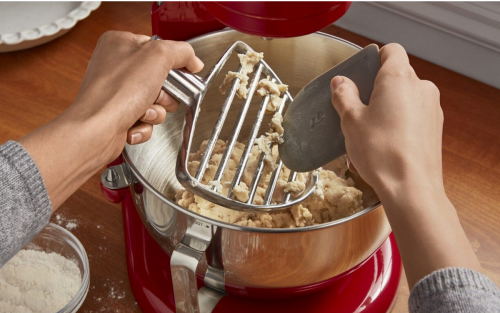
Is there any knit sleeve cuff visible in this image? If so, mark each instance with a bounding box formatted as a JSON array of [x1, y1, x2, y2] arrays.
[[0, 141, 52, 237], [409, 267, 500, 311]]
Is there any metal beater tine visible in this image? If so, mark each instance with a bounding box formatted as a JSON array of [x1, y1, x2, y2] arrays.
[[205, 41, 252, 85], [263, 160, 282, 204], [247, 153, 265, 203], [260, 62, 292, 91], [283, 171, 298, 203], [210, 64, 265, 191], [263, 95, 290, 204], [228, 79, 276, 197], [194, 65, 244, 181]]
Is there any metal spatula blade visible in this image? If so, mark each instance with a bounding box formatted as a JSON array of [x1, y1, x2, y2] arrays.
[[279, 44, 380, 172]]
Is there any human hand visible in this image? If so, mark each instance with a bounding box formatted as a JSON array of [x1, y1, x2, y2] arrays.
[[19, 31, 203, 208], [67, 30, 203, 163], [329, 44, 484, 288], [330, 43, 444, 199]]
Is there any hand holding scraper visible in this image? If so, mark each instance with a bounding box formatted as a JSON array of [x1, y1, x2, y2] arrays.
[[279, 44, 380, 172]]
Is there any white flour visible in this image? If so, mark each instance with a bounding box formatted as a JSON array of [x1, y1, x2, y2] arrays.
[[0, 249, 81, 313], [65, 221, 78, 230], [55, 214, 79, 231]]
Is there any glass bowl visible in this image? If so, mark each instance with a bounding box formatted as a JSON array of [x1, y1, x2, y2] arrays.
[[22, 222, 90, 313]]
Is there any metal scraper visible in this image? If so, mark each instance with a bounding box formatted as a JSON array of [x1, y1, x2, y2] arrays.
[[279, 44, 380, 172]]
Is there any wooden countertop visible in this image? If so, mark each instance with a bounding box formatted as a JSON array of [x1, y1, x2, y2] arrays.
[[1, 2, 499, 312]]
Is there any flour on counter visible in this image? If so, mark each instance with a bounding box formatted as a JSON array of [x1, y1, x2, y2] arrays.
[[66, 221, 78, 230], [55, 213, 79, 231]]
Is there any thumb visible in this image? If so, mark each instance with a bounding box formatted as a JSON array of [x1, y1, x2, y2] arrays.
[[330, 76, 365, 118]]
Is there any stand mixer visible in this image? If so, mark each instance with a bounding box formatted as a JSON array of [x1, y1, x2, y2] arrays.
[[100, 2, 402, 313]]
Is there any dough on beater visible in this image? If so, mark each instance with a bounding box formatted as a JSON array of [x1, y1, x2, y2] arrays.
[[263, 112, 285, 146], [208, 180, 223, 192], [233, 182, 250, 202], [254, 134, 278, 170], [175, 139, 364, 229], [270, 112, 284, 135], [219, 50, 264, 99], [256, 78, 288, 114], [265, 132, 284, 145], [185, 51, 362, 228], [219, 72, 242, 95], [284, 180, 306, 197]]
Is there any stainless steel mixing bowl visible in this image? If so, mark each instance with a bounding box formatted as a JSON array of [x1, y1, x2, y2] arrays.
[[105, 29, 391, 313]]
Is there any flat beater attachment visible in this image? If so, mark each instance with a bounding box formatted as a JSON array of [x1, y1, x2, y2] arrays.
[[155, 37, 317, 212]]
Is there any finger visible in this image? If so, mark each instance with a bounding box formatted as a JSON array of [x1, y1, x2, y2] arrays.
[[127, 123, 153, 145], [155, 89, 180, 112], [150, 40, 204, 73], [100, 31, 150, 46], [140, 104, 166, 125], [346, 154, 358, 173], [330, 76, 365, 118], [168, 41, 204, 73], [134, 34, 152, 45], [379, 43, 410, 68]]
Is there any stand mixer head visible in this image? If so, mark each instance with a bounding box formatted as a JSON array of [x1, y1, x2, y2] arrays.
[[153, 2, 351, 40]]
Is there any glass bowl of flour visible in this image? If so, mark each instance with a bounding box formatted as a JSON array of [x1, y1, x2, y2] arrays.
[[0, 223, 90, 313]]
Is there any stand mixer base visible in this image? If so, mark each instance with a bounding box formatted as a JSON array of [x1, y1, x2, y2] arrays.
[[121, 193, 402, 313]]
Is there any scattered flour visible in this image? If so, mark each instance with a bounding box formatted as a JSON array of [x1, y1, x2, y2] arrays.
[[108, 287, 125, 300], [66, 222, 78, 230], [55, 213, 79, 231], [90, 280, 127, 313], [0, 249, 81, 313]]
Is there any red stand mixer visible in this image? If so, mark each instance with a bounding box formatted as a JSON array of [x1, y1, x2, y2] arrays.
[[101, 2, 402, 313]]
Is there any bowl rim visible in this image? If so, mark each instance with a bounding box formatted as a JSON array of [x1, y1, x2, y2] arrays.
[[28, 222, 90, 313], [123, 28, 382, 234]]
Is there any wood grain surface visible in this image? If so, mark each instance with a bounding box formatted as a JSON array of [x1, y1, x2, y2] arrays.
[[0, 2, 499, 313]]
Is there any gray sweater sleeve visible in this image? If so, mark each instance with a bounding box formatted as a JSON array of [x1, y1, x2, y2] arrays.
[[409, 267, 500, 312], [0, 141, 52, 267]]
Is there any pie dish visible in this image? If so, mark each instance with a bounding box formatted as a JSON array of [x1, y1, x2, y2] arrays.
[[0, 2, 100, 52]]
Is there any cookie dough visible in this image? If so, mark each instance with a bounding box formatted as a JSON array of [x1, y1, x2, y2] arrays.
[[181, 49, 363, 228], [208, 180, 223, 192], [233, 182, 250, 202], [284, 180, 306, 197], [175, 140, 364, 228], [256, 78, 288, 113], [270, 112, 284, 135], [254, 134, 277, 170], [219, 50, 264, 99]]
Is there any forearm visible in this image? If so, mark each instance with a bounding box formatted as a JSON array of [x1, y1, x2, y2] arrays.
[[18, 110, 110, 210], [0, 141, 52, 266], [377, 179, 482, 288]]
